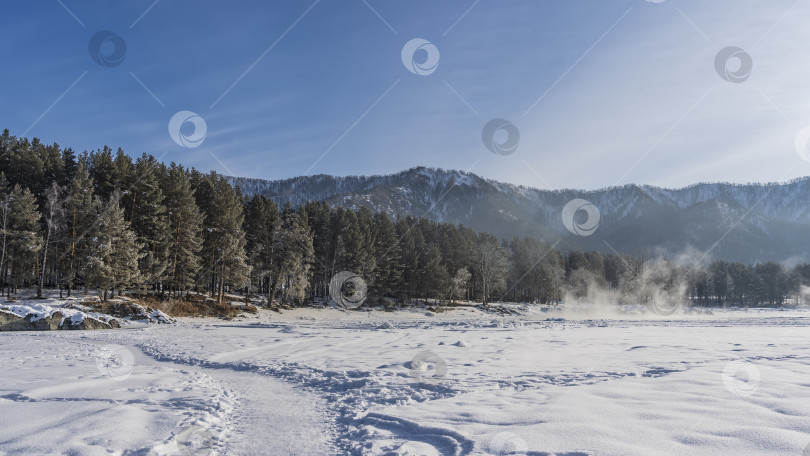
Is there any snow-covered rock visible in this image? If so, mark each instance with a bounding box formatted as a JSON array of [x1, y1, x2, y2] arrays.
[[0, 303, 119, 331]]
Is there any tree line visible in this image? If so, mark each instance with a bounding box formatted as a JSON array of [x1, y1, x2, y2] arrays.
[[2, 129, 809, 308]]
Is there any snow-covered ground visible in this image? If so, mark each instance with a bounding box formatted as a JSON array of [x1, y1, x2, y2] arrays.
[[1, 302, 810, 455]]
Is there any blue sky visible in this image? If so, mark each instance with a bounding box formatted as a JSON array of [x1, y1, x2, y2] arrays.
[[2, 0, 810, 190]]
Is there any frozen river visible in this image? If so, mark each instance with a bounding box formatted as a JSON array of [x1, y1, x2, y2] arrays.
[[1, 305, 809, 455]]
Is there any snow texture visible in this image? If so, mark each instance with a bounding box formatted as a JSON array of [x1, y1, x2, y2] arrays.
[[1, 302, 810, 455]]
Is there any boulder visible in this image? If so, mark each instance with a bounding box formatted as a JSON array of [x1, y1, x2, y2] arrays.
[[58, 315, 118, 330], [0, 311, 61, 331], [0, 310, 22, 329], [0, 308, 119, 331]]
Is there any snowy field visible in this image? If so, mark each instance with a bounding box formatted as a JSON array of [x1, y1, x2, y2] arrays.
[[2, 303, 810, 455]]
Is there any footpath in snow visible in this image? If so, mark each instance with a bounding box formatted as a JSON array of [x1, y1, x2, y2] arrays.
[[1, 302, 810, 455]]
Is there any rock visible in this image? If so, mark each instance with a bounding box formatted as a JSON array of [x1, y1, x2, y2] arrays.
[[0, 311, 62, 331], [0, 308, 118, 331], [0, 310, 23, 330], [59, 316, 115, 330]]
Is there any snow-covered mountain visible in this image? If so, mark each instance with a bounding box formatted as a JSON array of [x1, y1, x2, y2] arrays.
[[228, 167, 810, 264]]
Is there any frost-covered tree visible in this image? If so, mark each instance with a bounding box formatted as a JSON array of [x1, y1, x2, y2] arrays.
[[86, 192, 141, 301], [269, 207, 313, 305], [37, 182, 63, 298], [449, 267, 471, 304]]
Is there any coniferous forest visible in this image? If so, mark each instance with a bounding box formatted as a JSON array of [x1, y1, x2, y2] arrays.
[[2, 129, 810, 308]]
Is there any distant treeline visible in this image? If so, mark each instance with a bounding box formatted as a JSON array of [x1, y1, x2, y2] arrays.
[[1, 129, 808, 307]]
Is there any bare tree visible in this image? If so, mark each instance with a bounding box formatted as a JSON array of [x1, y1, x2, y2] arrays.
[[476, 234, 509, 305], [38, 182, 63, 298]]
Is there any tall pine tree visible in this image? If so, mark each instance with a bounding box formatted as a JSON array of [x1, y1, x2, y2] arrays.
[[162, 164, 204, 296], [126, 154, 170, 292], [65, 158, 95, 296], [243, 194, 280, 300], [194, 172, 251, 303], [6, 185, 42, 296]]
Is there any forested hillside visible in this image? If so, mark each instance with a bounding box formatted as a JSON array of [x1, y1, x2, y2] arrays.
[[2, 129, 809, 308], [230, 168, 810, 264]]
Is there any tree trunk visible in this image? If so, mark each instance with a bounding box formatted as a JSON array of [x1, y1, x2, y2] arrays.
[[35, 254, 41, 298], [217, 254, 226, 305]]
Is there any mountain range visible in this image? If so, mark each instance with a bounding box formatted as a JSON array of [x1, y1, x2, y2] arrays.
[[227, 167, 810, 264]]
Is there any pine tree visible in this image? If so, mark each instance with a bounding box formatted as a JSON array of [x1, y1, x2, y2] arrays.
[[303, 201, 335, 301], [371, 212, 402, 300], [65, 159, 96, 296], [86, 192, 141, 301], [0, 130, 12, 174], [88, 146, 119, 200], [6, 185, 42, 296], [127, 154, 170, 292], [269, 207, 314, 305], [346, 207, 376, 282], [397, 217, 424, 302], [0, 173, 10, 296], [421, 244, 448, 303], [60, 147, 77, 188], [2, 137, 63, 202], [243, 194, 280, 300], [162, 164, 203, 296], [194, 172, 251, 304]]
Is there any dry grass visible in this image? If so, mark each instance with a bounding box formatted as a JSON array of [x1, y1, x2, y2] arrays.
[[84, 293, 253, 319]]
